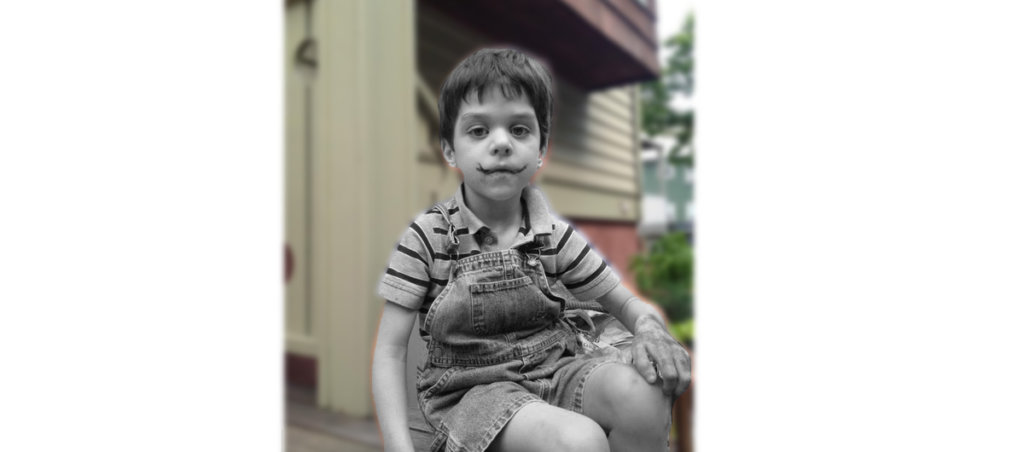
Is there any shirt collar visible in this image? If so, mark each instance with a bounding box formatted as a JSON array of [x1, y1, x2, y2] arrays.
[[521, 184, 556, 236], [454, 184, 487, 235], [453, 184, 556, 238]]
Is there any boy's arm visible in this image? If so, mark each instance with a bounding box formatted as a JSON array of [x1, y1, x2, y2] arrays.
[[372, 301, 418, 452], [596, 284, 692, 397]]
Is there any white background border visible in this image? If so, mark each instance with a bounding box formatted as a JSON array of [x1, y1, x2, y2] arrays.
[[2, 1, 1022, 450]]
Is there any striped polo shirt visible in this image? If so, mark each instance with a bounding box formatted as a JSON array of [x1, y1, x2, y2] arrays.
[[377, 184, 621, 337]]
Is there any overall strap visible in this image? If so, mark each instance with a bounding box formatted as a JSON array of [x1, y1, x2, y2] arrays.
[[433, 201, 460, 255]]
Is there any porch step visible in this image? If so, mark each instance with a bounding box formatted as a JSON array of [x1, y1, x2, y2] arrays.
[[286, 385, 383, 451]]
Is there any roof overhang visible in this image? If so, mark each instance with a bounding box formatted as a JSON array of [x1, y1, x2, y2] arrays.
[[425, 0, 661, 90]]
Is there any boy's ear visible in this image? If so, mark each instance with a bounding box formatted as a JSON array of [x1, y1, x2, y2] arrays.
[[442, 140, 457, 167]]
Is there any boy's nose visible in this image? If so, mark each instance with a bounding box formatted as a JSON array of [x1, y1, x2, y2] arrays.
[[490, 129, 511, 156]]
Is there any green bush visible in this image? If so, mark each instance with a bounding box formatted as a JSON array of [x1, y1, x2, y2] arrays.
[[670, 318, 695, 345], [630, 232, 693, 323]]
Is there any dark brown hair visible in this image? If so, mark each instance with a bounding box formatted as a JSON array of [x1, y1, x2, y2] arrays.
[[438, 48, 555, 150]]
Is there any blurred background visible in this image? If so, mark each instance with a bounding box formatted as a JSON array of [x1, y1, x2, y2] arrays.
[[283, 0, 695, 450]]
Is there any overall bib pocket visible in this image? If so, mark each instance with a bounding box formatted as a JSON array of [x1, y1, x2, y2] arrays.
[[469, 275, 555, 336]]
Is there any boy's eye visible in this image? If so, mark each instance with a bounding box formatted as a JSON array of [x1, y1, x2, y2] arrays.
[[467, 127, 488, 138], [510, 125, 530, 137]]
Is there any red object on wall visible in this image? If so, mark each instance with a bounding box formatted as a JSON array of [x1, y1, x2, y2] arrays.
[[570, 219, 641, 290], [284, 244, 294, 284], [286, 353, 317, 389]]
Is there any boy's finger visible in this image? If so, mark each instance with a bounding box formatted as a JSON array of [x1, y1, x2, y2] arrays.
[[633, 345, 657, 383], [654, 352, 678, 394], [673, 358, 691, 396]]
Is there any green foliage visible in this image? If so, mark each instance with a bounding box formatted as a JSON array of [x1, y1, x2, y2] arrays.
[[636, 13, 697, 342], [669, 318, 695, 346], [663, 14, 695, 96], [630, 232, 693, 322], [640, 74, 673, 137], [640, 13, 695, 165]]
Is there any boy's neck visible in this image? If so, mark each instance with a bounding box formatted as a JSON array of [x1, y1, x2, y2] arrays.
[[463, 187, 523, 232]]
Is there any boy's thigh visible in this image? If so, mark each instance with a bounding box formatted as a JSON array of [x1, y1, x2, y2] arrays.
[[488, 402, 608, 452]]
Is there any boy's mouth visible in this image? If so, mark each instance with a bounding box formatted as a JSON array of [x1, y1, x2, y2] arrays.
[[477, 164, 527, 175]]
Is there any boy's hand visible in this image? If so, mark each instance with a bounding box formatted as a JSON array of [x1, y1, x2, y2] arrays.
[[631, 314, 691, 397]]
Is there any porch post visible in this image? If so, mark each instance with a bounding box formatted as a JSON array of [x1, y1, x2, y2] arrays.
[[311, 0, 417, 416]]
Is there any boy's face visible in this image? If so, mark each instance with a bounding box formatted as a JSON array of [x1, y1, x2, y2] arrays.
[[443, 85, 545, 207]]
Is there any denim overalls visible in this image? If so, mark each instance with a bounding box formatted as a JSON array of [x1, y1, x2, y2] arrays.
[[415, 204, 619, 452]]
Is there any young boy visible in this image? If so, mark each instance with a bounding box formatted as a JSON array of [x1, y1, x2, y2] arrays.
[[373, 48, 690, 452]]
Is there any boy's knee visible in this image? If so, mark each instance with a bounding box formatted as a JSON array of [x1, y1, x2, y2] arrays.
[[552, 416, 609, 452], [604, 365, 673, 434]]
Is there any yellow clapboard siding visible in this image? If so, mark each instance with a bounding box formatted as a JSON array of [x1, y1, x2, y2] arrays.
[[555, 105, 634, 144], [600, 86, 632, 105], [559, 86, 634, 133], [539, 180, 638, 221], [557, 109, 632, 143], [561, 100, 634, 138], [557, 96, 635, 148], [547, 148, 635, 180], [588, 89, 635, 124], [595, 88, 635, 121], [541, 162, 638, 196], [552, 120, 634, 163]]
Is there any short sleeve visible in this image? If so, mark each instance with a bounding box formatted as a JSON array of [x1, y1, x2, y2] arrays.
[[552, 222, 621, 301], [377, 224, 434, 310]]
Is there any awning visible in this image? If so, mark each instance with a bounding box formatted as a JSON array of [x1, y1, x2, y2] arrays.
[[425, 0, 661, 90]]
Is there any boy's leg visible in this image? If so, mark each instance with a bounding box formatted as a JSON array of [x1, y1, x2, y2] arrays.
[[581, 362, 674, 452], [487, 402, 609, 452]]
